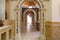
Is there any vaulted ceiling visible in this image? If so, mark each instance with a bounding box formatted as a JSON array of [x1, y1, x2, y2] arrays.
[[23, 1, 36, 6]]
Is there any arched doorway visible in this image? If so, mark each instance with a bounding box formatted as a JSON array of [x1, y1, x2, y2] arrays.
[[20, 1, 41, 40], [15, 0, 46, 40], [24, 11, 34, 26], [23, 10, 37, 32]]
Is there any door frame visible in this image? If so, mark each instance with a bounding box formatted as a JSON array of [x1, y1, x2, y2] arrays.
[[23, 9, 36, 27], [15, 0, 46, 40]]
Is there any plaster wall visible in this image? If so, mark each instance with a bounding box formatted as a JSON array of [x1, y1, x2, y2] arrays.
[[0, 0, 5, 20]]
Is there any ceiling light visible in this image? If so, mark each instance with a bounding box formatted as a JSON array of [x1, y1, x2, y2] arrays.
[[28, 6, 33, 8]]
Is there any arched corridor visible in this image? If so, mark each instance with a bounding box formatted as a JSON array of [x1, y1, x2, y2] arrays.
[[20, 1, 41, 40], [16, 0, 45, 40]]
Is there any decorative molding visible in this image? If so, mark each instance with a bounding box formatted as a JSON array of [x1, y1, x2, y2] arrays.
[[15, 0, 46, 40], [40, 8, 46, 11], [10, 0, 18, 1], [43, 0, 49, 1], [46, 22, 60, 24], [14, 8, 46, 11], [14, 8, 20, 11]]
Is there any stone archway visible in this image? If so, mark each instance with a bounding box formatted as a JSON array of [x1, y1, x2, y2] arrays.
[[24, 11, 34, 26], [23, 9, 36, 27], [15, 0, 46, 40], [24, 11, 35, 31]]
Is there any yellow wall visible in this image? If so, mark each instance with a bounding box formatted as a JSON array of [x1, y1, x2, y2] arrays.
[[6, 1, 17, 20], [5, 0, 10, 19], [44, 0, 52, 22], [9, 1, 17, 20]]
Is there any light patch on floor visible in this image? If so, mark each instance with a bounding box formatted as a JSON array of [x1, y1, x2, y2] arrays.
[[15, 14, 40, 40]]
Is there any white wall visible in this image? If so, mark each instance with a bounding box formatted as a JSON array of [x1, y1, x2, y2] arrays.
[[52, 0, 60, 22], [0, 0, 5, 20], [44, 0, 60, 22]]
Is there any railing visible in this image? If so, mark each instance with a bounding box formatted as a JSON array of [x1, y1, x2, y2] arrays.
[[0, 25, 15, 40]]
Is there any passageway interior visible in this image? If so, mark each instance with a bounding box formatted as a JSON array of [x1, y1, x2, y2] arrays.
[[21, 12, 40, 40], [20, 1, 40, 40], [21, 8, 40, 40]]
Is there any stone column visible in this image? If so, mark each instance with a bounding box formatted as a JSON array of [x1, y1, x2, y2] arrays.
[[40, 8, 46, 40]]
